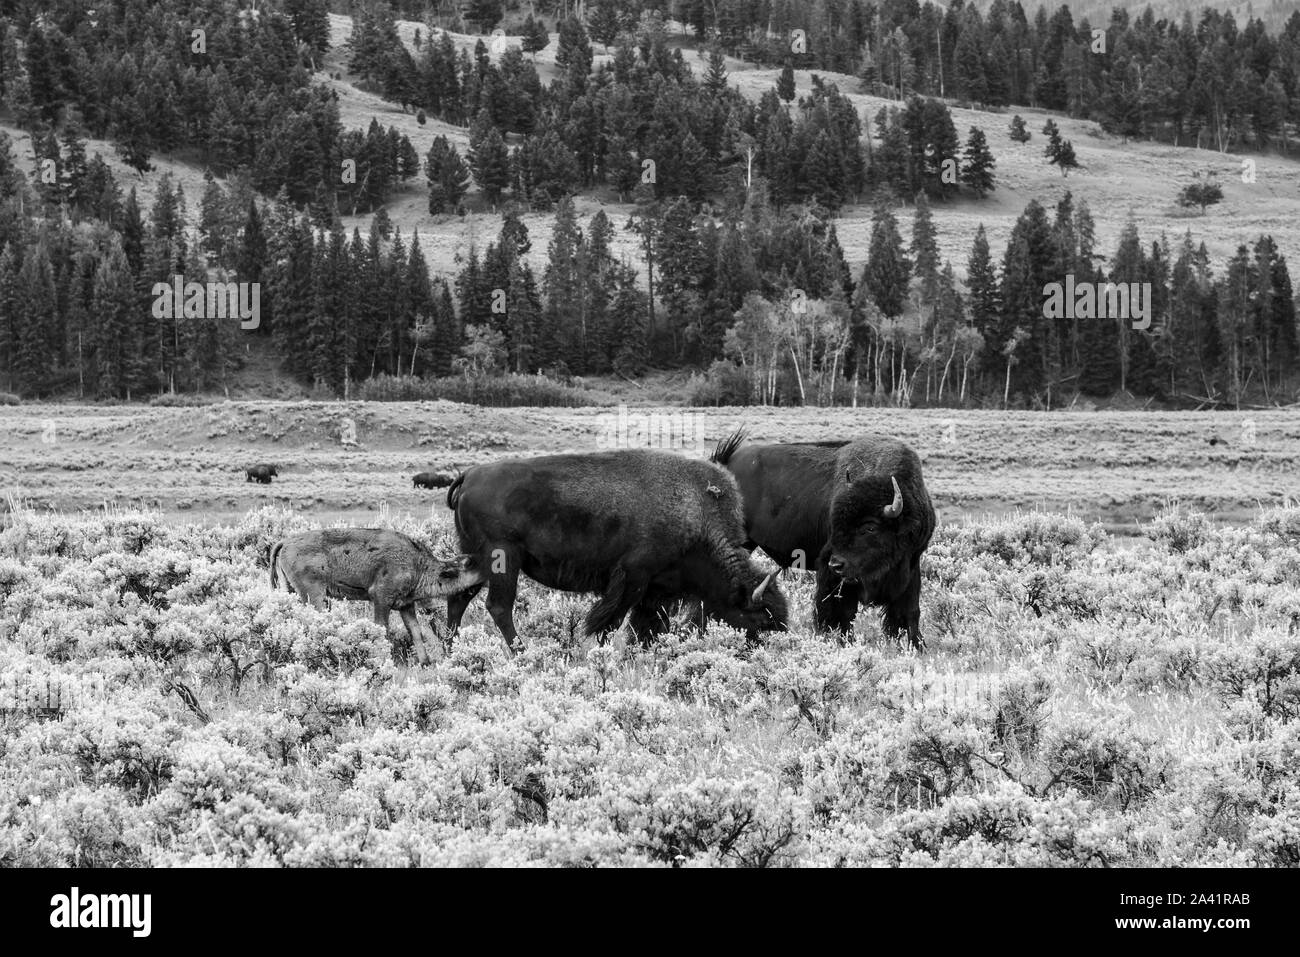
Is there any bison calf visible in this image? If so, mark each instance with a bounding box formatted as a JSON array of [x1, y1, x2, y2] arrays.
[[270, 528, 483, 664]]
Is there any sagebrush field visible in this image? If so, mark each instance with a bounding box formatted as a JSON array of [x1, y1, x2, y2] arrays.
[[1, 498, 1299, 866]]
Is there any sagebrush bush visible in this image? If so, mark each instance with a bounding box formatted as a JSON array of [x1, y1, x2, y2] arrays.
[[0, 504, 1297, 866]]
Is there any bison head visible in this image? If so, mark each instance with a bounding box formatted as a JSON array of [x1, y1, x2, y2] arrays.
[[826, 471, 910, 584], [425, 553, 485, 597], [712, 567, 788, 635]]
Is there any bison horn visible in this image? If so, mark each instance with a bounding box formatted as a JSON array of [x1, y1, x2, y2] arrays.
[[751, 570, 777, 605], [882, 475, 904, 518]]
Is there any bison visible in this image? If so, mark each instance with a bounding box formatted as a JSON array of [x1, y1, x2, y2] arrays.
[[413, 471, 457, 490], [269, 528, 483, 664], [712, 430, 936, 649], [246, 464, 278, 484], [445, 449, 787, 653]]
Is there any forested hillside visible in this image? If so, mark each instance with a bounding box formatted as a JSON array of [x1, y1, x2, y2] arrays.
[[0, 0, 1297, 408]]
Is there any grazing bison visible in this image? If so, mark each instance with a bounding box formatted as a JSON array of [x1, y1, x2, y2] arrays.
[[246, 464, 278, 484], [712, 430, 936, 649], [446, 449, 787, 653], [413, 471, 456, 490], [270, 528, 483, 664]]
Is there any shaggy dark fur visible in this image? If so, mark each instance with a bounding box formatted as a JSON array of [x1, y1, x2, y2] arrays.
[[245, 464, 278, 484], [713, 429, 936, 649], [446, 449, 788, 653]]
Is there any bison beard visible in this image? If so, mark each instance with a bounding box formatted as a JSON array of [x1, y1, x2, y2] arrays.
[[445, 450, 788, 653], [712, 430, 935, 649]]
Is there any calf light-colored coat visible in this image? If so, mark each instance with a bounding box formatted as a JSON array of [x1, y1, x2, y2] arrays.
[[270, 528, 482, 663]]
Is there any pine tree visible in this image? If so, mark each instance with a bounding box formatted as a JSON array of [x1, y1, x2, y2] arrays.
[[543, 196, 583, 370], [610, 266, 648, 376], [862, 204, 911, 318], [468, 118, 510, 208], [1008, 114, 1031, 143], [0, 243, 20, 393], [911, 193, 940, 301], [521, 14, 551, 56], [704, 46, 729, 94], [90, 239, 139, 398], [960, 127, 996, 197], [587, 1, 621, 49], [777, 63, 796, 103], [998, 199, 1055, 402], [966, 224, 1000, 360], [426, 136, 470, 213]]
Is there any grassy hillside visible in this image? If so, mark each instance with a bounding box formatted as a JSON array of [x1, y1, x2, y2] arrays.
[[7, 12, 1298, 294]]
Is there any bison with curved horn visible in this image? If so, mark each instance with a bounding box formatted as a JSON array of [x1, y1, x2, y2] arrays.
[[712, 430, 936, 649], [270, 528, 484, 664], [445, 449, 787, 654]]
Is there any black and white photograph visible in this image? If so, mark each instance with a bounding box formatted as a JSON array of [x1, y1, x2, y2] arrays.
[[0, 0, 1295, 910]]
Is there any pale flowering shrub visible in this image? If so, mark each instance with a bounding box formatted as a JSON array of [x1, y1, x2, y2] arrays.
[[752, 640, 864, 736], [559, 769, 807, 867], [0, 783, 144, 867], [1, 505, 1298, 866], [228, 505, 315, 561], [1146, 505, 1214, 553], [376, 679, 456, 731], [1202, 629, 1300, 721], [933, 512, 1103, 569], [1040, 710, 1169, 810], [661, 649, 755, 713], [866, 783, 1126, 866], [1243, 784, 1300, 867], [35, 697, 183, 799], [792, 715, 902, 821], [279, 671, 379, 743], [440, 625, 519, 695]]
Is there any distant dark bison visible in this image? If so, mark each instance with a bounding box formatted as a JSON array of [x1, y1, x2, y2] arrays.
[[446, 449, 787, 653], [246, 464, 278, 484], [413, 471, 456, 490], [712, 430, 935, 649]]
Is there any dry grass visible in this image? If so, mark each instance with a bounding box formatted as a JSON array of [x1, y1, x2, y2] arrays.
[[1, 402, 1295, 527]]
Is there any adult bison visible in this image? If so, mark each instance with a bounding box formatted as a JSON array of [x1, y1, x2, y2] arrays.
[[712, 430, 935, 649], [413, 471, 456, 490], [246, 464, 278, 484], [445, 449, 787, 653]]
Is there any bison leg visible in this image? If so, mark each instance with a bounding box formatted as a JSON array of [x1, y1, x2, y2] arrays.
[[371, 600, 411, 660], [883, 561, 925, 652], [813, 550, 860, 638], [484, 558, 522, 656], [627, 599, 673, 646], [447, 582, 484, 641], [397, 606, 434, 665]]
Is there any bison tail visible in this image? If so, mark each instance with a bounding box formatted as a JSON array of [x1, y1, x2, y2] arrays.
[[445, 470, 467, 511], [711, 428, 750, 466], [269, 541, 284, 591]]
